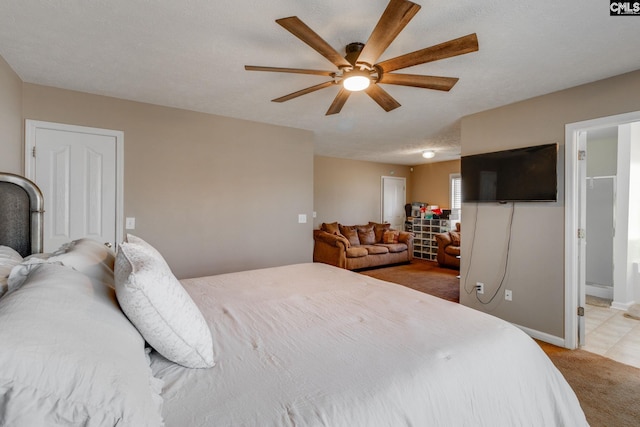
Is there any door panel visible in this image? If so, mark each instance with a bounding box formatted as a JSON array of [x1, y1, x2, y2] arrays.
[[49, 144, 71, 240]]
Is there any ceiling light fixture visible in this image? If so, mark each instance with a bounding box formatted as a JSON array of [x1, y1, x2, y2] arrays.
[[342, 69, 370, 92], [422, 150, 435, 159]]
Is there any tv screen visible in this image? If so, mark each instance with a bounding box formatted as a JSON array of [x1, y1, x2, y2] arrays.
[[461, 143, 558, 203]]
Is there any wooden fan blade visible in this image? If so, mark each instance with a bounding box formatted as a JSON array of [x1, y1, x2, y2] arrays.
[[356, 0, 421, 68], [377, 33, 479, 73], [326, 88, 351, 115], [365, 84, 401, 112], [276, 17, 352, 69], [245, 65, 335, 77], [377, 73, 459, 91], [272, 81, 336, 103]]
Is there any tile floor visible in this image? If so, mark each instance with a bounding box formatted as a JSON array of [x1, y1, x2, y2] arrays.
[[583, 303, 640, 368]]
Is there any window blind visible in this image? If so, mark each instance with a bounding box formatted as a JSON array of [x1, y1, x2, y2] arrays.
[[450, 174, 461, 210]]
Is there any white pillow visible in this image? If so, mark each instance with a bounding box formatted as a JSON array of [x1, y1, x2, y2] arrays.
[[115, 237, 215, 369], [48, 238, 116, 287], [0, 263, 164, 426], [0, 245, 23, 297], [126, 233, 164, 259]]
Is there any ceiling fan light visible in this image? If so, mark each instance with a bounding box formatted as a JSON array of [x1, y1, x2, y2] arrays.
[[343, 70, 370, 91], [422, 150, 435, 159]]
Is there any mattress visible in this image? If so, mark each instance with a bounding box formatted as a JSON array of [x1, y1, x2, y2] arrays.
[[150, 263, 587, 426]]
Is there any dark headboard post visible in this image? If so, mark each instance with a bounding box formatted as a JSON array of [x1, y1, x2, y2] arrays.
[[0, 172, 44, 256]]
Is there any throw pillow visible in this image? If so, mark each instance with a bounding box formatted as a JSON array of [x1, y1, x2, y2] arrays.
[[339, 225, 361, 246], [383, 230, 400, 244], [357, 224, 376, 245], [321, 222, 341, 236], [115, 237, 215, 369], [369, 222, 391, 243], [450, 231, 461, 246]]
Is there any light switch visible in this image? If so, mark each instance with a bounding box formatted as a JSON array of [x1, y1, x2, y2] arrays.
[[125, 217, 136, 229], [298, 214, 307, 224]]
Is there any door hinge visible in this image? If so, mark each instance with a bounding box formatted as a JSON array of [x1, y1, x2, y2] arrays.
[[577, 306, 585, 316], [577, 228, 585, 239], [578, 150, 586, 160], [32, 146, 36, 158]]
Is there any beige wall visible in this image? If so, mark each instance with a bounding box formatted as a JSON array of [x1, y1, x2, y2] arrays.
[[410, 160, 460, 208], [313, 156, 412, 228], [460, 69, 640, 339], [10, 83, 315, 279], [0, 56, 23, 174]]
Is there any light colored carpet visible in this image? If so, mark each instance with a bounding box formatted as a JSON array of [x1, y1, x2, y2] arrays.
[[538, 341, 640, 427]]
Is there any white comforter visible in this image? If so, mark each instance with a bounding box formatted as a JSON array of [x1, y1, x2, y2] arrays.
[[150, 263, 587, 426]]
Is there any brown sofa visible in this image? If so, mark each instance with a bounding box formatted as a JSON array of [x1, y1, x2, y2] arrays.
[[434, 222, 460, 269], [313, 222, 414, 270]]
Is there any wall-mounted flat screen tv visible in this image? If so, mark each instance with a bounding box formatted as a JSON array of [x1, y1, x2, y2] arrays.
[[461, 143, 558, 203]]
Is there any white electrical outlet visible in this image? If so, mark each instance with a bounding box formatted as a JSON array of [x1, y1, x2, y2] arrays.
[[125, 217, 136, 230], [476, 282, 484, 294], [298, 214, 307, 224], [505, 289, 513, 301]]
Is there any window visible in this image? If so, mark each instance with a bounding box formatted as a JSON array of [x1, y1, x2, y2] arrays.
[[450, 173, 461, 219]]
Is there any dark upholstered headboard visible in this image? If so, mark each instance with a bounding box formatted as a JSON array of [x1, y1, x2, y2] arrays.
[[0, 173, 44, 257]]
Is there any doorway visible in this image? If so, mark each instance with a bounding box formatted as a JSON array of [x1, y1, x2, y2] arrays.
[[381, 176, 406, 230], [565, 111, 640, 349], [24, 120, 124, 251]]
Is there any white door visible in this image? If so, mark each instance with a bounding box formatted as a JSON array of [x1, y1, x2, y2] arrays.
[[25, 121, 123, 252], [382, 176, 406, 230]]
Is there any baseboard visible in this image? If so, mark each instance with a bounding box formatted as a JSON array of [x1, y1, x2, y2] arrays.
[[611, 300, 635, 311], [586, 283, 614, 300], [511, 322, 567, 348]]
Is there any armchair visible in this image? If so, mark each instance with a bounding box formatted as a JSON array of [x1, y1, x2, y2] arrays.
[[434, 222, 460, 269]]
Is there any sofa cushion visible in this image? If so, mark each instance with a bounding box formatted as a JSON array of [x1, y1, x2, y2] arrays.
[[346, 247, 368, 258], [376, 243, 407, 253], [450, 231, 461, 246], [382, 230, 400, 244], [357, 224, 376, 245], [321, 222, 341, 236], [339, 225, 360, 246], [369, 222, 391, 243], [362, 245, 389, 255], [445, 245, 461, 256]]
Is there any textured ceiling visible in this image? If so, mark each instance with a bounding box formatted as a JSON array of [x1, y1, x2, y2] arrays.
[[1, 1, 639, 165]]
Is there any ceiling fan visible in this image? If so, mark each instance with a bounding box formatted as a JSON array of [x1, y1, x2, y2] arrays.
[[245, 0, 478, 115]]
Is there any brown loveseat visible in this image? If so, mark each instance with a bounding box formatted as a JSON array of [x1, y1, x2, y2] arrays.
[[434, 222, 460, 269], [313, 222, 414, 270]]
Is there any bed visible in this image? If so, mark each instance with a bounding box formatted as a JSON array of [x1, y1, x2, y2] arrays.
[[0, 173, 588, 426]]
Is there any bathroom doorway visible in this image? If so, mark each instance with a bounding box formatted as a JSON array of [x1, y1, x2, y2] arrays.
[[565, 111, 640, 350]]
